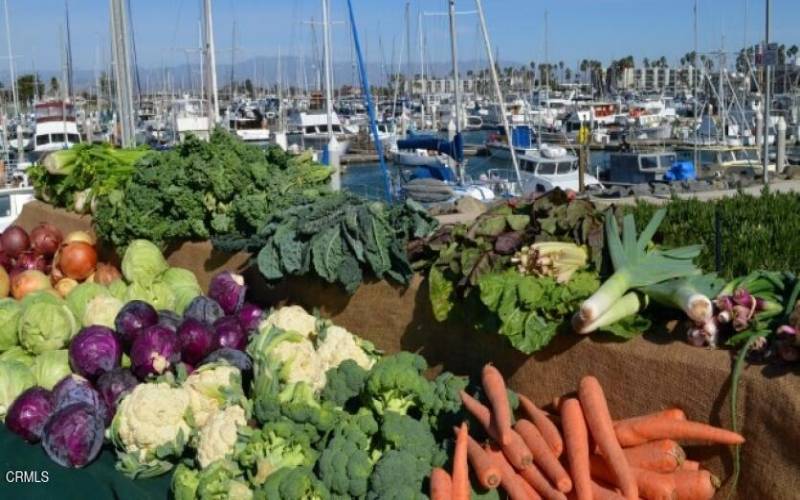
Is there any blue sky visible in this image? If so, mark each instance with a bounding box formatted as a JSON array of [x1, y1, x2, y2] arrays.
[[3, 0, 799, 77]]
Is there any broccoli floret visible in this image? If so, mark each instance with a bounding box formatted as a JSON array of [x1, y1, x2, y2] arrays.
[[364, 352, 435, 416], [367, 449, 429, 500], [320, 359, 368, 409], [195, 460, 253, 500], [316, 408, 379, 497], [427, 372, 468, 431], [254, 466, 331, 500], [277, 382, 342, 434], [235, 418, 319, 486], [380, 411, 447, 468]]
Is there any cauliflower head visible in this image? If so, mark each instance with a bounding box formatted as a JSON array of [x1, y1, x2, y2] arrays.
[[197, 405, 247, 469], [259, 306, 318, 339], [269, 334, 326, 392], [111, 382, 192, 478], [184, 364, 244, 428], [316, 325, 375, 372]]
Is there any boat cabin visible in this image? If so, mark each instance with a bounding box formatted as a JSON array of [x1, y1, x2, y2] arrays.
[[606, 151, 677, 184]]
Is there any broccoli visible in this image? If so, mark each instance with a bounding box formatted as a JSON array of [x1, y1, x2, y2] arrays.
[[316, 408, 379, 497], [254, 466, 331, 500], [320, 359, 368, 409], [367, 449, 429, 500], [364, 352, 435, 416], [235, 418, 319, 486], [426, 372, 468, 432], [195, 459, 253, 500], [277, 382, 342, 434], [380, 411, 447, 468]]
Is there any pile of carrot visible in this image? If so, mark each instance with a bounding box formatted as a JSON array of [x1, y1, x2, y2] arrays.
[[430, 365, 745, 500]]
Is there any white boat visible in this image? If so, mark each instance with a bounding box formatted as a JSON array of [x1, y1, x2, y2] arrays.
[[486, 125, 539, 160], [33, 101, 81, 156], [287, 112, 351, 154], [393, 149, 450, 167], [513, 145, 602, 193], [171, 97, 211, 142]]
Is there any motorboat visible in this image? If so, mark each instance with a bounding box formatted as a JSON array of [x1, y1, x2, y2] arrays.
[[513, 145, 602, 193], [287, 112, 352, 154], [171, 97, 211, 142], [33, 100, 81, 157], [605, 151, 685, 184], [486, 125, 538, 160]]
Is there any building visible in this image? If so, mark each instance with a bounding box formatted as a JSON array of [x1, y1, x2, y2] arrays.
[[619, 67, 697, 92]]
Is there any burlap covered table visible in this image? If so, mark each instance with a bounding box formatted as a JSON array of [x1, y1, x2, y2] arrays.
[[17, 201, 800, 499]]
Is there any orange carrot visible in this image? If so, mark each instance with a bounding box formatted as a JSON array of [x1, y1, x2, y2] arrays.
[[678, 460, 700, 471], [482, 364, 513, 446], [430, 467, 452, 500], [462, 432, 501, 489], [561, 398, 592, 500], [590, 456, 676, 500], [614, 416, 746, 447], [514, 419, 572, 493], [578, 376, 638, 500], [615, 408, 687, 428], [622, 440, 685, 473], [452, 423, 470, 500], [591, 480, 626, 500], [459, 391, 533, 468], [517, 464, 567, 500], [484, 444, 542, 500], [671, 469, 719, 500], [519, 393, 564, 457]]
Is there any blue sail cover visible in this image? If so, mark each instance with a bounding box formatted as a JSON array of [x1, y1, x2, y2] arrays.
[[397, 132, 464, 163]]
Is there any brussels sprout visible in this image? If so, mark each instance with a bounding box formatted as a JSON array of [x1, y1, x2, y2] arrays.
[[121, 240, 169, 285], [6, 387, 53, 442], [31, 350, 71, 390]]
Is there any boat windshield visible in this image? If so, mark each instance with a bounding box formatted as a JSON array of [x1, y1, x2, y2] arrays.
[[556, 161, 575, 174], [721, 151, 737, 163], [735, 149, 759, 161], [640, 156, 659, 170], [536, 162, 557, 175]]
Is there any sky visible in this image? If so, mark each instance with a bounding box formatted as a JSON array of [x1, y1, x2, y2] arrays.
[[2, 0, 799, 79]]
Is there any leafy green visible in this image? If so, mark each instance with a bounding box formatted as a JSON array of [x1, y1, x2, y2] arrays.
[[478, 270, 600, 353]]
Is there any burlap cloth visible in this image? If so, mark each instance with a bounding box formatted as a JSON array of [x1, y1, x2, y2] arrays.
[[18, 201, 799, 499]]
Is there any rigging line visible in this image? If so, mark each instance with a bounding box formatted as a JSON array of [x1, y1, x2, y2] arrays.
[[126, 0, 142, 104]]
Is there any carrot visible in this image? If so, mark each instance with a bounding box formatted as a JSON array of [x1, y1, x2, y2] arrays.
[[519, 393, 564, 457], [578, 376, 638, 500], [451, 423, 470, 500], [462, 432, 501, 489], [590, 480, 626, 500], [622, 440, 685, 473], [484, 444, 542, 500], [590, 456, 676, 500], [671, 469, 719, 500], [482, 364, 513, 446], [514, 419, 572, 493], [430, 467, 452, 500], [517, 463, 567, 500], [561, 398, 592, 500], [459, 391, 533, 468], [678, 460, 700, 471], [615, 408, 687, 428], [614, 416, 746, 447]]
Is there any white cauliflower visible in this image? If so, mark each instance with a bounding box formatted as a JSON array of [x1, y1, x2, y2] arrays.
[[196, 405, 247, 469], [316, 325, 375, 372], [183, 364, 244, 428], [259, 306, 318, 339], [111, 383, 192, 471], [268, 335, 326, 392]]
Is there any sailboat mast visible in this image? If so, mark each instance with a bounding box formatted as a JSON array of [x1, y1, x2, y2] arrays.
[[762, 0, 771, 184], [109, 0, 136, 147], [64, 0, 75, 101], [202, 0, 219, 127], [448, 0, 463, 181], [321, 0, 334, 143], [692, 0, 698, 170], [418, 11, 425, 128], [3, 0, 19, 117]]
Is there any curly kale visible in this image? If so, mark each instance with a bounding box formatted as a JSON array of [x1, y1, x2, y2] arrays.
[[320, 359, 368, 409], [364, 352, 435, 416], [255, 466, 331, 500]]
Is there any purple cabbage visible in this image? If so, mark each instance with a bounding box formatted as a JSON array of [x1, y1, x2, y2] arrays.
[[238, 302, 264, 332], [177, 318, 216, 365], [69, 326, 123, 380], [208, 272, 246, 315], [42, 402, 104, 468], [114, 300, 158, 348], [51, 375, 109, 426], [184, 296, 225, 325], [213, 316, 247, 351], [6, 387, 53, 443], [95, 368, 139, 417], [129, 325, 180, 379], [157, 310, 182, 332]]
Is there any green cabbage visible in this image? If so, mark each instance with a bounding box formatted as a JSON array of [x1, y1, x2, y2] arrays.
[[160, 268, 202, 314], [82, 295, 124, 328], [125, 281, 176, 312], [31, 349, 71, 390], [18, 301, 79, 355], [20, 291, 62, 308], [108, 279, 128, 301], [66, 282, 110, 321], [122, 240, 169, 285], [0, 299, 21, 352], [0, 360, 36, 420], [0, 347, 35, 367]]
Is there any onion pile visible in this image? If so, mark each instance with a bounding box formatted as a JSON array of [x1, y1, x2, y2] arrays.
[[0, 224, 118, 300]]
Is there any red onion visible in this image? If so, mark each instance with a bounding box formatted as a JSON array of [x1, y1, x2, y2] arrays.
[[58, 242, 97, 281], [1, 226, 30, 257], [15, 251, 48, 273], [30, 223, 63, 257], [92, 263, 122, 286]]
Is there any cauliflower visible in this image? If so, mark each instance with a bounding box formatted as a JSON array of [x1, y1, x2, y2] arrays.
[[111, 383, 192, 477], [184, 364, 245, 428], [269, 335, 326, 392], [260, 306, 318, 339], [196, 405, 247, 469], [316, 325, 375, 372]]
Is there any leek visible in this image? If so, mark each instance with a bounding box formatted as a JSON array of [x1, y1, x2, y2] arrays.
[[579, 209, 702, 323], [642, 274, 725, 323], [573, 291, 648, 335]]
